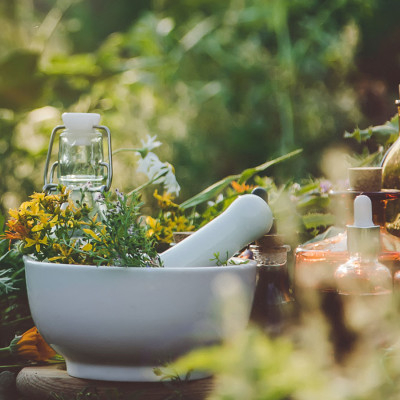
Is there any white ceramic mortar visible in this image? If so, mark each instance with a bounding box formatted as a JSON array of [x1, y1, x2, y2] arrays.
[[24, 257, 256, 382]]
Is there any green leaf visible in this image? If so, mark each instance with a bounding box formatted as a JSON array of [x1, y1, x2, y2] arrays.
[[302, 225, 345, 244], [0, 213, 4, 235], [179, 174, 239, 210], [344, 114, 398, 145], [302, 213, 335, 230], [199, 196, 237, 226], [237, 149, 303, 184], [296, 194, 329, 211], [293, 181, 319, 196], [0, 269, 14, 293], [179, 149, 302, 210], [45, 53, 101, 76]]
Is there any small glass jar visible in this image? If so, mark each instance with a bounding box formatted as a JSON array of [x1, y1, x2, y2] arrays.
[[58, 114, 105, 191], [249, 235, 294, 336]]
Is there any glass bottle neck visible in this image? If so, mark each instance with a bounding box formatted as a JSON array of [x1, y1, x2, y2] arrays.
[[348, 251, 379, 263]]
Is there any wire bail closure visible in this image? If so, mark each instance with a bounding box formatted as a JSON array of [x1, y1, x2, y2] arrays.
[[43, 124, 113, 193]]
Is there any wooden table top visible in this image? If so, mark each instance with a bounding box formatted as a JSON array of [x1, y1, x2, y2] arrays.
[[16, 364, 215, 400]]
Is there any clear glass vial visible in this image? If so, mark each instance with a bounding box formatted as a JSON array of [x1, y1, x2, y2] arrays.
[[335, 195, 392, 296]]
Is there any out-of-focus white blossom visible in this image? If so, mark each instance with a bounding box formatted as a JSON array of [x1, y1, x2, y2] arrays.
[[137, 152, 180, 196], [162, 163, 181, 196], [140, 135, 162, 152]]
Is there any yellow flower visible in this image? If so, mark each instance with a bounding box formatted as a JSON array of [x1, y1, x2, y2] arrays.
[[25, 234, 48, 252], [79, 214, 104, 229], [153, 190, 178, 210], [83, 228, 101, 241], [146, 216, 162, 238], [30, 192, 46, 202], [8, 208, 21, 220], [48, 243, 75, 263], [24, 201, 40, 216], [175, 216, 195, 232], [31, 213, 54, 232], [9, 327, 57, 361], [81, 242, 93, 252], [20, 200, 34, 213]]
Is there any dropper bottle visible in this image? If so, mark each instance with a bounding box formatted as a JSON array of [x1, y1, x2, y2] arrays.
[[334, 195, 392, 295], [295, 169, 400, 295]]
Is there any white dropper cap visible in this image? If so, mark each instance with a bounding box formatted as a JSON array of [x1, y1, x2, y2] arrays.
[[62, 113, 101, 132], [347, 195, 380, 255], [353, 195, 375, 228]]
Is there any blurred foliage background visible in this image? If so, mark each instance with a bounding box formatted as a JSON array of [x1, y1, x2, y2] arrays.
[[4, 2, 400, 398], [1, 0, 400, 215]]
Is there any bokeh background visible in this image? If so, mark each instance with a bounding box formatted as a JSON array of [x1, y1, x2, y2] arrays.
[[1, 0, 399, 215]]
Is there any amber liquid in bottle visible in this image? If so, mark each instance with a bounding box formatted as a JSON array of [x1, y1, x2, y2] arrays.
[[250, 264, 294, 336], [295, 191, 400, 295], [295, 238, 400, 292]]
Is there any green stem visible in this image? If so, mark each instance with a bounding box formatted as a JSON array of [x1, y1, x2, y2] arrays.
[[0, 347, 11, 357], [0, 316, 33, 328], [112, 148, 146, 157], [127, 170, 168, 196], [0, 249, 11, 263], [10, 266, 24, 280], [0, 364, 25, 370]]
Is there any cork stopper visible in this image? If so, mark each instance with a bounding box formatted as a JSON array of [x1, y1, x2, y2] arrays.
[[251, 234, 290, 266], [255, 234, 285, 251], [172, 232, 193, 243], [348, 167, 382, 192]]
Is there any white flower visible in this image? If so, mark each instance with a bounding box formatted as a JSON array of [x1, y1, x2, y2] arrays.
[[137, 152, 180, 196], [140, 135, 162, 152], [137, 152, 164, 180], [162, 163, 181, 196]]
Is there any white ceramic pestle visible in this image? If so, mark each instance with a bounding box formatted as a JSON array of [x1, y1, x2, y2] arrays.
[[160, 194, 273, 268]]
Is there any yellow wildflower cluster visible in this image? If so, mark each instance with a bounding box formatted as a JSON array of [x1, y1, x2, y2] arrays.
[[4, 188, 108, 264], [5, 188, 159, 267], [146, 190, 195, 244], [152, 189, 179, 210]]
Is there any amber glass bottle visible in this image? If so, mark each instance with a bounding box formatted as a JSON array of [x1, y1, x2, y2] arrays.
[[382, 95, 400, 189], [249, 235, 294, 336]]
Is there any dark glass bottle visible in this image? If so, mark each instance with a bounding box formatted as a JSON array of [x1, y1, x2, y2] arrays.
[[249, 234, 294, 336], [382, 88, 400, 189]]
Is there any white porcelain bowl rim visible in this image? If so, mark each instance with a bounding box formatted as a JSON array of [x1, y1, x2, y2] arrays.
[[23, 255, 256, 271]]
